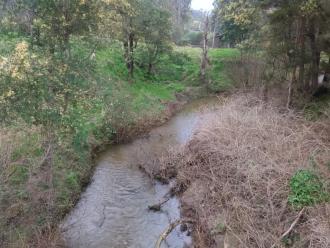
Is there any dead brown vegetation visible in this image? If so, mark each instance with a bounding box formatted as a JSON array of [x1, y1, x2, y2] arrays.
[[156, 94, 330, 248]]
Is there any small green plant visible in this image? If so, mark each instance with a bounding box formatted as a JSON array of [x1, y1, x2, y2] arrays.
[[65, 171, 79, 190], [282, 232, 300, 247], [215, 222, 226, 234], [288, 170, 329, 208]]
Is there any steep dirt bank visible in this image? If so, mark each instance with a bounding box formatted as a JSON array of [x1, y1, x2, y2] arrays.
[[148, 93, 330, 248]]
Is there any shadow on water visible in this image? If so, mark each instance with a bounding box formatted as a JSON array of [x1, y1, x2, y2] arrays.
[[61, 97, 219, 248]]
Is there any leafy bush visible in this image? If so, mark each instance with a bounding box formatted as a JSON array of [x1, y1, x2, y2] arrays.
[[288, 170, 329, 208], [182, 31, 203, 46]]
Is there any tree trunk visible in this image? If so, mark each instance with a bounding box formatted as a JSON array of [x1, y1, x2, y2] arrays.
[[123, 32, 134, 79], [200, 14, 209, 85], [309, 19, 321, 92], [128, 32, 134, 78], [148, 62, 153, 75], [298, 17, 305, 90], [124, 40, 129, 67], [212, 18, 218, 48], [287, 66, 297, 109], [64, 32, 71, 59]]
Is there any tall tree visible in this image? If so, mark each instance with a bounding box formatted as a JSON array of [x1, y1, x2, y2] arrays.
[[157, 0, 191, 43], [264, 0, 330, 95], [0, 0, 98, 134], [103, 0, 173, 77], [138, 0, 172, 74], [213, 0, 330, 102]]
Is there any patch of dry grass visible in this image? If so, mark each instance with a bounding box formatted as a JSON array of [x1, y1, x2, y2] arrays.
[[158, 94, 330, 248], [0, 130, 15, 177]]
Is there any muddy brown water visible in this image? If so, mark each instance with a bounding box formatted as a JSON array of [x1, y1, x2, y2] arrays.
[[61, 98, 219, 248]]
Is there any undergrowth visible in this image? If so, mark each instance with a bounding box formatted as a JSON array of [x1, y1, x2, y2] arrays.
[[304, 94, 330, 121]]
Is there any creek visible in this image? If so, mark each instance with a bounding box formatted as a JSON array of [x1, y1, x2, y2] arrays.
[[61, 98, 218, 248]]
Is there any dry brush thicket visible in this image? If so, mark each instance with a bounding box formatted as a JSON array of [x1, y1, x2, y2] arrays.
[[158, 94, 330, 248]]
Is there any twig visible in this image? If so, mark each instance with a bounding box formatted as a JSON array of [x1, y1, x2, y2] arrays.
[[98, 204, 106, 227], [3, 166, 17, 184], [270, 208, 305, 248], [155, 220, 182, 248], [148, 197, 170, 212], [39, 143, 52, 167]]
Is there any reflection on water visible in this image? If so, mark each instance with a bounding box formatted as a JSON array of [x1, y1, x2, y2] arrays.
[[61, 97, 218, 248]]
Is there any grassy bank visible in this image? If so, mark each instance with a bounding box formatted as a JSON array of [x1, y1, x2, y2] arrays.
[[0, 32, 239, 247]]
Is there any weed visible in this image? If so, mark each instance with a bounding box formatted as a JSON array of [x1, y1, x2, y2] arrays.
[[288, 170, 329, 208], [9, 166, 29, 185], [65, 172, 79, 190]]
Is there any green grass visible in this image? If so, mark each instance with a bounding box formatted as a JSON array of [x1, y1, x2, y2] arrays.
[[208, 48, 240, 92]]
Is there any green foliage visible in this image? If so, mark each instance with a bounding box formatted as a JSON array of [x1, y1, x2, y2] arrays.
[[29, 0, 99, 50], [288, 170, 329, 208], [182, 31, 203, 46], [213, 0, 330, 98], [0, 40, 95, 133], [137, 0, 172, 73], [65, 172, 80, 190], [214, 0, 260, 47], [0, 32, 23, 55]]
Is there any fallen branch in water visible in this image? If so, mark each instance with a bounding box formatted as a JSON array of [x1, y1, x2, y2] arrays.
[[155, 220, 182, 248], [270, 208, 305, 248], [148, 197, 170, 212]]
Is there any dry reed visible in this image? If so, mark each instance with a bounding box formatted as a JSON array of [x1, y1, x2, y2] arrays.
[[158, 94, 330, 248]]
